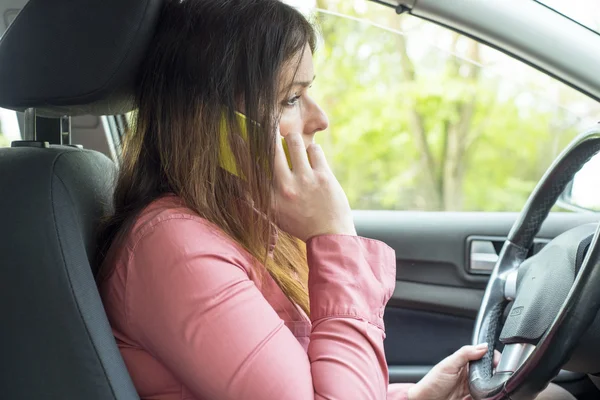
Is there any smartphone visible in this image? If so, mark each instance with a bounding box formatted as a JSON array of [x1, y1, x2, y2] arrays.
[[219, 111, 293, 178]]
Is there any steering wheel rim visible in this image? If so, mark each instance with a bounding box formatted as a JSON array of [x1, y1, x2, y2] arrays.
[[468, 124, 600, 400]]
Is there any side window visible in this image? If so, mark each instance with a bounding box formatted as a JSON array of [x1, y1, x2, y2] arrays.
[[310, 1, 600, 212], [0, 9, 22, 148], [0, 108, 20, 147]]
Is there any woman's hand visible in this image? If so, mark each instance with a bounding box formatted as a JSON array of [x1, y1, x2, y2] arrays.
[[408, 343, 501, 400], [272, 132, 356, 242]]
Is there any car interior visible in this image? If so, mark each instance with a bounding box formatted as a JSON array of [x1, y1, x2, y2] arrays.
[[1, 0, 600, 399]]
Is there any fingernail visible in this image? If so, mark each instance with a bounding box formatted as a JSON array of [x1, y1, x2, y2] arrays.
[[476, 342, 489, 350]]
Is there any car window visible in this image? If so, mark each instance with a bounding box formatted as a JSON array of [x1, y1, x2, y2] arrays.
[[0, 108, 20, 147], [304, 1, 600, 212], [0, 7, 21, 148]]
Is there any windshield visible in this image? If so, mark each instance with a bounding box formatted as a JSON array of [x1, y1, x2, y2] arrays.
[[537, 0, 600, 34]]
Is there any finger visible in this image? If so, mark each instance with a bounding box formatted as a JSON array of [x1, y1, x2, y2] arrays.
[[285, 132, 311, 174], [306, 143, 330, 172], [274, 129, 292, 183], [441, 344, 489, 372]]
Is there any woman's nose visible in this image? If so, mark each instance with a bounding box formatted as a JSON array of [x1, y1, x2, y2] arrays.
[[305, 101, 329, 135]]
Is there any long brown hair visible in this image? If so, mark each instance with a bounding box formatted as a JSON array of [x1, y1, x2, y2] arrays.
[[96, 0, 317, 316]]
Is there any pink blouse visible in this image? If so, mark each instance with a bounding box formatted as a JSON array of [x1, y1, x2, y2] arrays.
[[100, 195, 414, 399]]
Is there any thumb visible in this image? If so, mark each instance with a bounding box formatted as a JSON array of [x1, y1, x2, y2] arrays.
[[440, 343, 489, 373]]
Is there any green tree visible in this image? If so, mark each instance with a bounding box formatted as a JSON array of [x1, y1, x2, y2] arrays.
[[310, 1, 588, 211]]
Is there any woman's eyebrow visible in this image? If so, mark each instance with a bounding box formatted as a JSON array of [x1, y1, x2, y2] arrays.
[[292, 75, 316, 88], [279, 76, 316, 96]]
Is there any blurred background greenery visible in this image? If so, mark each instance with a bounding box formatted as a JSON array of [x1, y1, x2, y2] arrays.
[[309, 0, 600, 211], [0, 117, 9, 147]]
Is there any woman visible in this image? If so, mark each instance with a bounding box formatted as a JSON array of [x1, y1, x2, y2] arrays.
[[97, 0, 573, 399]]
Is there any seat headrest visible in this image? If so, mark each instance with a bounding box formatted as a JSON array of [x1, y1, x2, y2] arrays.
[[0, 0, 164, 117]]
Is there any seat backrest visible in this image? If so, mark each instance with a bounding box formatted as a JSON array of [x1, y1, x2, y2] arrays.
[[0, 146, 139, 399], [0, 0, 163, 394], [0, 0, 163, 396]]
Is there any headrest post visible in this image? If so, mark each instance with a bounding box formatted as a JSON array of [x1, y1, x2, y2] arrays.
[[61, 116, 72, 145], [23, 108, 37, 141]]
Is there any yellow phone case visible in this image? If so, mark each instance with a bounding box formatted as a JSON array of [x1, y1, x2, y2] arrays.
[[219, 111, 292, 178]]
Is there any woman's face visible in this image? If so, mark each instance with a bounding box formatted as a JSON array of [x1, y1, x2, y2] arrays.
[[278, 46, 329, 149]]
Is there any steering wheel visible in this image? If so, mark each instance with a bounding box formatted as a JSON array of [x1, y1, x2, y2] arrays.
[[468, 124, 600, 400]]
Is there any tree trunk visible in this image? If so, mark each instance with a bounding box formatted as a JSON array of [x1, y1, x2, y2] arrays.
[[394, 23, 443, 210], [441, 37, 481, 211]]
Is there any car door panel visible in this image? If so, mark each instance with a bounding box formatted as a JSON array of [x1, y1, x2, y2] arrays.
[[384, 307, 474, 366], [354, 211, 599, 393]]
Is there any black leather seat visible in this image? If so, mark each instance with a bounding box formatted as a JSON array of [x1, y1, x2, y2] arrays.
[[0, 0, 163, 398], [0, 147, 139, 399]]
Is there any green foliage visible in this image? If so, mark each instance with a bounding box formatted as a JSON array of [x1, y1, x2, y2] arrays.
[[310, 2, 592, 211], [0, 117, 8, 147]]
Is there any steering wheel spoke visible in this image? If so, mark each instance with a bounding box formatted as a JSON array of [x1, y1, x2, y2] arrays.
[[496, 344, 536, 373], [503, 269, 518, 301]]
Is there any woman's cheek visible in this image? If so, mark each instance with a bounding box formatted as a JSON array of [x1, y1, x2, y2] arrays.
[[278, 108, 300, 138], [279, 108, 314, 148]]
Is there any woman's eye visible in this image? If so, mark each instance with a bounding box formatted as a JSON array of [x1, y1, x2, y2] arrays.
[[285, 95, 301, 107]]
